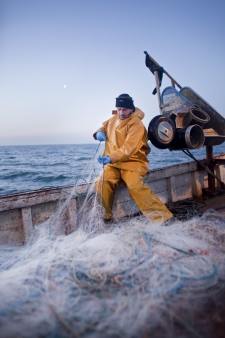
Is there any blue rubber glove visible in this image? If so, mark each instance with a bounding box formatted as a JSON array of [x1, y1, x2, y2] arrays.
[[98, 156, 111, 165], [96, 131, 106, 142]]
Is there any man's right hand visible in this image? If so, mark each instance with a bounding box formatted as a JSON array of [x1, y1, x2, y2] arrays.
[[97, 156, 111, 165], [96, 131, 106, 142]]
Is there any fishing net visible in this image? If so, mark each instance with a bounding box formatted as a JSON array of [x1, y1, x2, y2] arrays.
[[0, 203, 225, 338], [1, 142, 225, 337]]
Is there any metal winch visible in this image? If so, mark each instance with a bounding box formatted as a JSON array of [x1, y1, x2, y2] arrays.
[[144, 51, 225, 191]]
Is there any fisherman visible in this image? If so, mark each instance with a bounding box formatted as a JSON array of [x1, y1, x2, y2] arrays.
[[93, 94, 174, 224]]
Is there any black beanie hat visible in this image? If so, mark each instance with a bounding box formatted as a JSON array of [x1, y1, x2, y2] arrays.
[[115, 94, 135, 110]]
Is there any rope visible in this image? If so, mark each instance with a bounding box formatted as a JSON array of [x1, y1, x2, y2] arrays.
[[40, 142, 103, 196], [182, 149, 225, 188], [101, 162, 105, 207], [166, 199, 205, 221], [96, 141, 106, 208]]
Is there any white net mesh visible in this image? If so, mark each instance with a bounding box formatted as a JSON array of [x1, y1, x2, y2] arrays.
[[0, 206, 224, 338]]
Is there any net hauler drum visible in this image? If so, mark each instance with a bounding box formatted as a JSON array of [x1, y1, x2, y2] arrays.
[[148, 115, 175, 149], [169, 124, 205, 150], [148, 115, 205, 150]]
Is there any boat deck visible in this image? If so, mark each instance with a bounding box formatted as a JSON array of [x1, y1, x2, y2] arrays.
[[201, 192, 225, 214]]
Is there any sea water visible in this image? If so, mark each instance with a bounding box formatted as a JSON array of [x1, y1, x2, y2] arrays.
[[0, 143, 224, 195]]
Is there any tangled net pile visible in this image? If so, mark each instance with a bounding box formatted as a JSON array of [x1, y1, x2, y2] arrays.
[[0, 198, 225, 337]]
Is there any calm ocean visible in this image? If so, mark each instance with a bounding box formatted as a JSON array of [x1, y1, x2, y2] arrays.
[[0, 143, 224, 196]]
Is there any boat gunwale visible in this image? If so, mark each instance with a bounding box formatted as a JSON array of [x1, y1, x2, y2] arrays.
[[0, 154, 224, 212]]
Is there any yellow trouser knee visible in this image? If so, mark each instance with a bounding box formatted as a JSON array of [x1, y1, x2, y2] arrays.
[[96, 166, 121, 219], [96, 166, 173, 222]]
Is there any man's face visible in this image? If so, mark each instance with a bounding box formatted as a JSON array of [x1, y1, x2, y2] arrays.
[[117, 107, 133, 120]]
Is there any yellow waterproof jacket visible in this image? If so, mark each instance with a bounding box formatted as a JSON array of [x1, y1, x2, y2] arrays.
[[93, 107, 151, 174]]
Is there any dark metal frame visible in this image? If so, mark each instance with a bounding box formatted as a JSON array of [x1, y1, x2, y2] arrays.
[[144, 52, 225, 191]]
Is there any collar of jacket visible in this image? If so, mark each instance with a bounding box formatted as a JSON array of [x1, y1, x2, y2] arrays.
[[112, 107, 145, 120]]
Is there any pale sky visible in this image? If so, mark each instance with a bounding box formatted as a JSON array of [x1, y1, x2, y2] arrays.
[[0, 0, 225, 145]]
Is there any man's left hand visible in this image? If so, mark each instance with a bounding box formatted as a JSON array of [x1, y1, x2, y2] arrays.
[[97, 156, 111, 165]]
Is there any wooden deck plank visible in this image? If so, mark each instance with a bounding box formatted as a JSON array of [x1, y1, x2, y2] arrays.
[[21, 207, 33, 243]]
